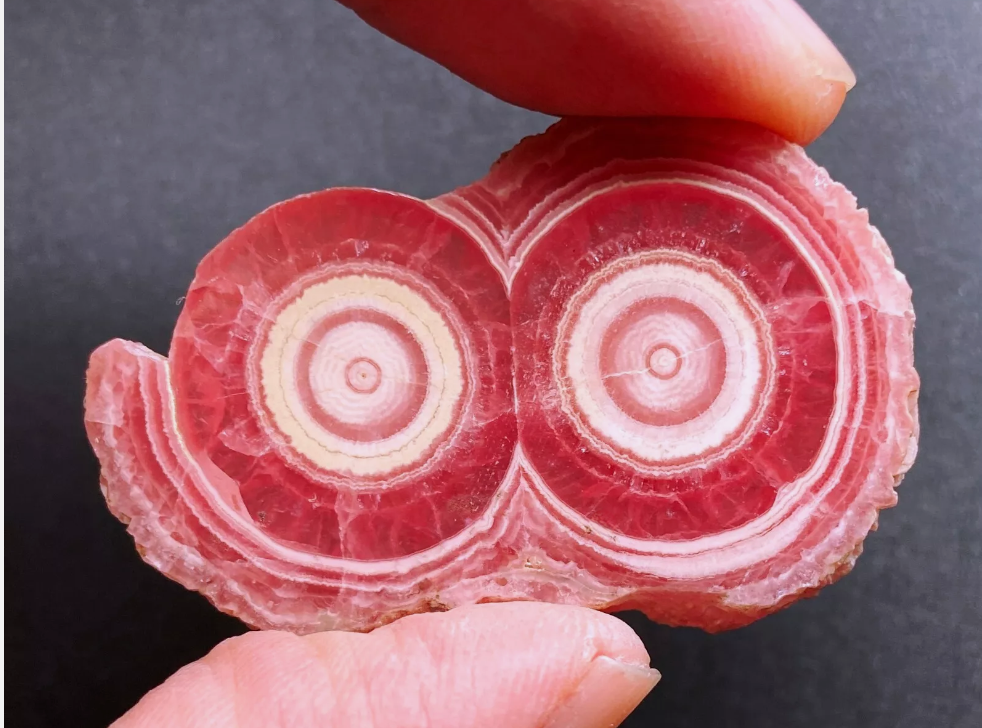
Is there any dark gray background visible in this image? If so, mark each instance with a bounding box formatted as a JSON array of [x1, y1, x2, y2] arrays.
[[6, 1, 981, 726]]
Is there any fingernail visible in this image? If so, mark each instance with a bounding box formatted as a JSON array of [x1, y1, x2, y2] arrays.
[[544, 656, 660, 728], [765, 0, 856, 89]]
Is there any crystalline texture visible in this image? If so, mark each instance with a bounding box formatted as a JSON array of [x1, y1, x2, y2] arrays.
[[84, 119, 919, 632]]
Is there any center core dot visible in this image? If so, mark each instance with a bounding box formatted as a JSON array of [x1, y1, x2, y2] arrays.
[[344, 357, 382, 394], [646, 344, 682, 380]]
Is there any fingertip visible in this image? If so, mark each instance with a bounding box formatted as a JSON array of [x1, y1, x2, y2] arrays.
[[362, 602, 658, 728], [755, 77, 850, 146], [764, 0, 856, 91], [340, 0, 854, 145], [113, 604, 658, 728], [543, 655, 660, 728]]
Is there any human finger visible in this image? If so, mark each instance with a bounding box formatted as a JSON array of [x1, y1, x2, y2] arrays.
[[341, 0, 855, 144], [113, 602, 659, 728]]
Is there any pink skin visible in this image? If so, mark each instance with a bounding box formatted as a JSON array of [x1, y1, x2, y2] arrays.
[[343, 0, 855, 144], [116, 603, 658, 728], [114, 1, 852, 725]]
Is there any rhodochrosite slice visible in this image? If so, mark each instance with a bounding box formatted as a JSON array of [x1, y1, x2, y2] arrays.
[[85, 119, 919, 633]]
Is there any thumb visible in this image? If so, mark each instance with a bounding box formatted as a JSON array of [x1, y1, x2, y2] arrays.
[[113, 602, 659, 728]]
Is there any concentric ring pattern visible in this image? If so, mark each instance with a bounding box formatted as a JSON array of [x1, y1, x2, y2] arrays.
[[84, 119, 919, 632], [167, 189, 517, 561]]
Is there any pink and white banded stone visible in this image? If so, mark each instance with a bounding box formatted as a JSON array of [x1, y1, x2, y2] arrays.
[[84, 119, 919, 633]]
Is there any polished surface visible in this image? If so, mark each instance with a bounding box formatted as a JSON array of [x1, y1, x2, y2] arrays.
[[6, 1, 981, 725]]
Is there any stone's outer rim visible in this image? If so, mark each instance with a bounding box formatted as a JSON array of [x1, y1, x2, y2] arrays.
[[83, 118, 920, 633]]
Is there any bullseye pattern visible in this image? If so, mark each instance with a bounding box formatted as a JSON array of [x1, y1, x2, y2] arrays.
[[84, 118, 919, 634], [251, 264, 468, 481], [162, 189, 517, 561], [645, 344, 683, 380], [344, 358, 382, 395], [556, 249, 773, 471]]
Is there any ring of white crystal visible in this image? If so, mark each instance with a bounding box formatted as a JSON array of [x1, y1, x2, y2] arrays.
[[254, 266, 467, 481], [555, 249, 774, 472]]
